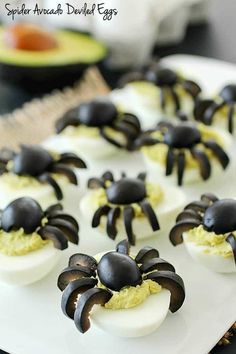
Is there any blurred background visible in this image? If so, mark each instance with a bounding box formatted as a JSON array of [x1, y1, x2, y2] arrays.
[[0, 0, 236, 112]]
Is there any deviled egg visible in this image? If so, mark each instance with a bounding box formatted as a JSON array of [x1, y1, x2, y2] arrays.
[[0, 145, 86, 209], [80, 171, 186, 245], [137, 120, 231, 186], [169, 193, 236, 273], [57, 240, 185, 337], [111, 62, 201, 129], [45, 98, 141, 160], [0, 197, 79, 285]]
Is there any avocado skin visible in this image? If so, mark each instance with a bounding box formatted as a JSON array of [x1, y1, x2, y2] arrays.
[[0, 61, 91, 93]]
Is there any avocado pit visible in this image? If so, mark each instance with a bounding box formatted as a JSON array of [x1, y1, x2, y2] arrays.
[[4, 23, 58, 51]]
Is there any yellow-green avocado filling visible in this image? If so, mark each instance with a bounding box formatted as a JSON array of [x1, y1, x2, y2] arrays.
[[142, 124, 225, 169], [0, 28, 106, 66], [0, 227, 48, 256], [126, 80, 191, 106], [91, 182, 163, 217], [103, 279, 162, 310], [185, 225, 234, 258]]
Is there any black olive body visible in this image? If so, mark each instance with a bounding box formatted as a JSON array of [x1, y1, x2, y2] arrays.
[[106, 178, 146, 205], [78, 100, 118, 127], [13, 145, 53, 176], [97, 252, 142, 291], [164, 123, 201, 149], [1, 197, 44, 234], [203, 199, 236, 234]]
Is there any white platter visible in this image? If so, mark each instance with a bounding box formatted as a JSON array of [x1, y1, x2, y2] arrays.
[[0, 55, 236, 354]]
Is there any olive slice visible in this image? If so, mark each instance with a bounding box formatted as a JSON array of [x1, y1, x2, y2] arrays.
[[106, 207, 121, 240], [45, 203, 63, 215], [176, 210, 202, 223], [140, 258, 175, 273], [69, 253, 97, 271], [92, 205, 111, 228], [144, 271, 185, 312], [169, 220, 201, 246], [51, 164, 78, 185], [204, 141, 230, 169], [201, 193, 218, 204], [166, 147, 174, 176], [184, 201, 209, 212], [177, 151, 185, 186], [74, 288, 113, 333], [139, 200, 160, 231], [124, 206, 136, 246], [55, 108, 79, 134], [61, 278, 98, 319], [47, 219, 79, 245], [116, 239, 130, 255], [135, 246, 159, 264], [57, 266, 95, 291], [38, 225, 68, 250], [38, 173, 63, 200], [87, 177, 105, 189], [58, 153, 87, 168], [191, 148, 211, 180], [226, 234, 236, 265], [102, 171, 114, 182], [48, 211, 79, 231]]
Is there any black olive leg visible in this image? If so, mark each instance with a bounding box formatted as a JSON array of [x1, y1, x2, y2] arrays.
[[184, 200, 209, 213], [57, 266, 95, 291], [74, 288, 113, 333], [203, 141, 230, 169], [176, 209, 202, 223], [169, 87, 180, 112], [191, 148, 211, 180], [124, 206, 136, 245], [166, 147, 175, 176], [51, 163, 78, 185], [88, 177, 106, 189], [55, 109, 80, 134], [116, 239, 130, 255], [203, 102, 225, 125], [69, 253, 97, 270], [140, 257, 175, 273], [160, 87, 166, 110], [106, 207, 121, 240], [135, 246, 159, 264], [57, 153, 87, 169], [47, 218, 79, 245], [144, 270, 185, 312], [177, 151, 186, 186], [38, 225, 68, 250], [226, 234, 236, 265], [169, 220, 201, 246], [92, 205, 111, 228], [102, 171, 114, 182], [61, 278, 98, 319], [228, 103, 235, 134], [139, 200, 160, 231], [38, 173, 63, 200]]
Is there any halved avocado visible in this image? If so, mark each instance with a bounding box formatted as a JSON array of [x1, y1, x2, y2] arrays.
[[0, 26, 107, 92]]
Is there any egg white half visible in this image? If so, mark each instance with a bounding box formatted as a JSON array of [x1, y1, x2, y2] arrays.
[[80, 185, 186, 241], [43, 134, 120, 160], [91, 288, 171, 337], [0, 179, 81, 211], [0, 243, 61, 286], [183, 233, 236, 273]]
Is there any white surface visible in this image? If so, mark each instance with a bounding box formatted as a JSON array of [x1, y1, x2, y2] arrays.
[[0, 55, 236, 354], [91, 288, 171, 337]]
